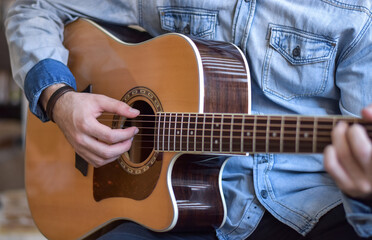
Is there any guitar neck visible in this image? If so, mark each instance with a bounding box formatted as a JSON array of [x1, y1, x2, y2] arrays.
[[154, 113, 372, 154]]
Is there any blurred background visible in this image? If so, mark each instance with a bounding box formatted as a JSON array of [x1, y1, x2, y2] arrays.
[[0, 1, 46, 239]]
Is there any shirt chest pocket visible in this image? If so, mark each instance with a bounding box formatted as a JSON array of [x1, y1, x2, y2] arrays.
[[158, 7, 218, 39], [262, 26, 337, 100]]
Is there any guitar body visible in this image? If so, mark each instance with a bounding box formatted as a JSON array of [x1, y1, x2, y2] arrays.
[[25, 19, 250, 239]]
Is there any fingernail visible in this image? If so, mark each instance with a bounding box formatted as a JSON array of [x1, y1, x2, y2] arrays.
[[134, 128, 139, 134], [129, 108, 140, 114]]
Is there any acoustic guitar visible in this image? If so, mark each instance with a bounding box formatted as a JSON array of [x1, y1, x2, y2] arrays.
[[25, 19, 372, 240]]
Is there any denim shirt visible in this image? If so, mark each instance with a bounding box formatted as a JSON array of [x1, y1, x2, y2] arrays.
[[5, 0, 372, 239]]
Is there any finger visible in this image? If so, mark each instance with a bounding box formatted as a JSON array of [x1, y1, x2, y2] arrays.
[[332, 121, 366, 182], [332, 121, 356, 167], [74, 146, 117, 168], [347, 124, 372, 168], [95, 95, 140, 118], [325, 145, 372, 198], [361, 104, 372, 120], [80, 134, 134, 162], [86, 118, 139, 144], [324, 145, 354, 193]]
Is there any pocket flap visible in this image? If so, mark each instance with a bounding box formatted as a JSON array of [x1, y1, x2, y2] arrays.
[[269, 27, 336, 65], [158, 7, 218, 38]]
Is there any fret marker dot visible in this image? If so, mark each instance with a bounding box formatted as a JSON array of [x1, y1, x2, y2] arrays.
[[177, 130, 180, 135], [216, 124, 220, 128], [304, 132, 309, 138], [214, 139, 219, 145], [190, 131, 194, 135], [246, 132, 251, 136], [272, 132, 277, 137]]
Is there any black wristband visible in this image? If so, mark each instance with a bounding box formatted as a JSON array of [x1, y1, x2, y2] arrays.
[[46, 85, 75, 122]]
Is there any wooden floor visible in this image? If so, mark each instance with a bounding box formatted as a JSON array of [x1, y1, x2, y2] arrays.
[[0, 189, 47, 240]]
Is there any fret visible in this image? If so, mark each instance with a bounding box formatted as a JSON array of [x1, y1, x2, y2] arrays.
[[202, 114, 206, 152], [230, 115, 234, 153], [162, 113, 167, 151], [213, 114, 222, 153], [180, 113, 184, 151], [174, 113, 178, 151], [252, 116, 257, 153], [316, 118, 333, 152], [243, 116, 254, 153], [210, 114, 215, 152], [232, 115, 243, 153], [312, 117, 318, 153], [175, 113, 182, 152], [219, 115, 224, 153], [332, 116, 338, 128], [268, 116, 282, 153], [280, 116, 284, 153], [240, 115, 245, 153], [168, 113, 172, 151], [266, 116, 270, 153], [194, 114, 198, 151], [156, 113, 161, 151], [282, 117, 296, 153], [188, 114, 196, 152], [255, 116, 267, 152], [203, 114, 212, 152], [187, 113, 191, 152], [295, 116, 300, 153], [221, 115, 233, 153], [298, 117, 315, 153]]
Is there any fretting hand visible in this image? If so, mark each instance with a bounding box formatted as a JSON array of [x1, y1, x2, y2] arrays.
[[324, 104, 372, 200]]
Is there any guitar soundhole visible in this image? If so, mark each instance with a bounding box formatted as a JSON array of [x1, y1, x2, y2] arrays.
[[124, 100, 154, 164], [113, 86, 162, 175]]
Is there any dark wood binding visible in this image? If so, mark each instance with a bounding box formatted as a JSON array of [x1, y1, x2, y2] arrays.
[[192, 38, 249, 114], [172, 154, 228, 231]]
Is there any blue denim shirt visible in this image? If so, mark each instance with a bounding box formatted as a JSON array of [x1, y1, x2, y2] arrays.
[[5, 0, 372, 239]]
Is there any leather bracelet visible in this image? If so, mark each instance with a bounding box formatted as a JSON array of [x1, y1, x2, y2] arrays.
[[46, 85, 75, 122]]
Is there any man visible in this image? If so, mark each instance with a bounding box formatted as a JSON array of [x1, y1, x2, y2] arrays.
[[5, 0, 372, 239]]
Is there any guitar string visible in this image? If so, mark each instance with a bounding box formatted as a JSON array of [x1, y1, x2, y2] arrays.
[[97, 114, 372, 129], [93, 114, 371, 147], [129, 133, 333, 141], [96, 121, 372, 134], [96, 116, 372, 129], [121, 129, 336, 139], [99, 113, 365, 122], [127, 138, 330, 152]]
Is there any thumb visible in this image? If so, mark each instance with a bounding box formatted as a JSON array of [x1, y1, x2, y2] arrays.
[[95, 95, 140, 118]]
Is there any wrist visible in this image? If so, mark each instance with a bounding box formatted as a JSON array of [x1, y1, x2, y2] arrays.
[[40, 84, 75, 122], [40, 83, 67, 111]]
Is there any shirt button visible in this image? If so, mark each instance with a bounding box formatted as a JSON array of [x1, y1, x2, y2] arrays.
[[260, 190, 268, 199], [292, 46, 301, 57], [183, 24, 190, 34]]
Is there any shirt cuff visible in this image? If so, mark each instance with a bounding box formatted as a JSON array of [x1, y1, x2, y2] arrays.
[[24, 59, 76, 122]]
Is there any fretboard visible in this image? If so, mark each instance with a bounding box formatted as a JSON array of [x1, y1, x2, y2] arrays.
[[154, 113, 372, 154]]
